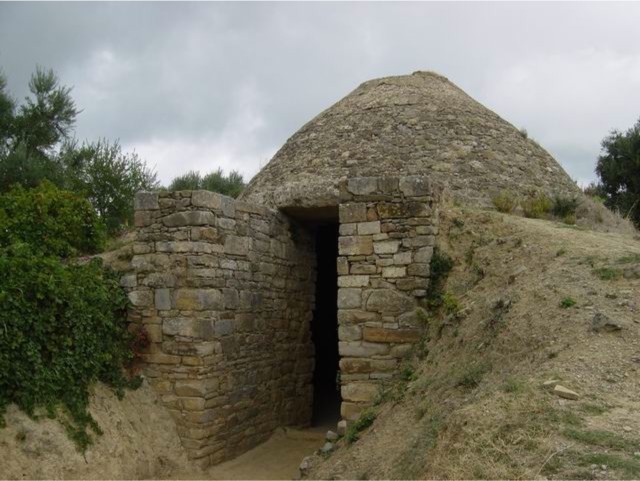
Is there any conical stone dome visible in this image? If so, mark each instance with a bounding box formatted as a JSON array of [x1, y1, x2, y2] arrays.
[[240, 71, 579, 209]]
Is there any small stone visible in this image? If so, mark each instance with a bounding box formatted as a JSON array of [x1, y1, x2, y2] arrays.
[[326, 430, 339, 442], [553, 385, 580, 400], [299, 456, 313, 475], [591, 312, 625, 332], [320, 442, 334, 453], [337, 420, 348, 436], [623, 425, 632, 432], [542, 379, 561, 391]]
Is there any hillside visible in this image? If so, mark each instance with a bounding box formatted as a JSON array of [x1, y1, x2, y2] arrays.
[[305, 207, 640, 480]]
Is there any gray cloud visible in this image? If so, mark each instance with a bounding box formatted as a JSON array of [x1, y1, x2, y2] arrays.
[[1, 2, 639, 185]]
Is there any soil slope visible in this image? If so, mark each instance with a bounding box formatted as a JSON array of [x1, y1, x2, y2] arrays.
[[0, 381, 196, 480], [307, 207, 640, 480]]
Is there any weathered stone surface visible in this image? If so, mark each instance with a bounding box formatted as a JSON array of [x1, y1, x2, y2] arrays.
[[162, 318, 215, 339], [339, 203, 367, 223], [414, 246, 434, 263], [338, 324, 362, 341], [363, 327, 422, 343], [191, 190, 222, 209], [339, 236, 373, 256], [357, 221, 381, 235], [399, 176, 431, 196], [155, 288, 172, 310], [553, 385, 580, 400], [338, 341, 389, 357], [338, 288, 362, 309], [591, 312, 626, 332], [338, 275, 370, 287], [340, 358, 396, 374], [382, 266, 406, 278], [366, 289, 415, 314], [342, 382, 378, 402], [162, 211, 216, 227], [373, 240, 401, 254], [224, 235, 250, 256], [336, 420, 348, 436], [134, 192, 159, 210], [174, 289, 223, 310], [128, 290, 153, 307], [347, 177, 378, 195]]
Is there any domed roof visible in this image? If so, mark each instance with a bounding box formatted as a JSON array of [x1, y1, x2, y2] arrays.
[[240, 71, 579, 209]]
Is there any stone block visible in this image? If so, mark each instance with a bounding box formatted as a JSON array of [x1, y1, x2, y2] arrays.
[[174, 289, 223, 310], [222, 288, 239, 309], [134, 210, 152, 227], [128, 290, 153, 307], [337, 288, 362, 309], [191, 190, 222, 209], [191, 227, 220, 242], [120, 274, 137, 288], [162, 211, 216, 227], [338, 324, 362, 341], [373, 240, 401, 254], [350, 264, 377, 275], [347, 177, 378, 195], [398, 308, 427, 328], [155, 288, 173, 310], [339, 223, 357, 236], [224, 235, 251, 256], [363, 327, 422, 343], [338, 310, 379, 324], [215, 319, 235, 336], [337, 257, 349, 275], [341, 382, 378, 402], [399, 176, 431, 196], [162, 318, 215, 340], [338, 341, 389, 357], [393, 251, 412, 265], [357, 221, 381, 235], [340, 358, 397, 374], [382, 266, 406, 278], [341, 402, 368, 421], [378, 177, 399, 193], [339, 236, 373, 256], [339, 203, 367, 223], [174, 379, 219, 397], [366, 289, 415, 314], [338, 275, 370, 288], [407, 263, 430, 277], [414, 246, 434, 263], [134, 192, 159, 210]]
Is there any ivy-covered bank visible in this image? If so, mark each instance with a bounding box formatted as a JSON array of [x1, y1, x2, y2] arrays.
[[0, 182, 139, 449]]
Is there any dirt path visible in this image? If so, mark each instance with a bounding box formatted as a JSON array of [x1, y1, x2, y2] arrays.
[[201, 427, 326, 480]]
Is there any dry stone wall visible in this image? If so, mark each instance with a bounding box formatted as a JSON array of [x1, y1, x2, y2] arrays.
[[125, 190, 316, 467], [337, 176, 439, 420]]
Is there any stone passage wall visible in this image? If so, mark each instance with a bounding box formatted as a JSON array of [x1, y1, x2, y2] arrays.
[[125, 190, 315, 467], [336, 176, 439, 420]]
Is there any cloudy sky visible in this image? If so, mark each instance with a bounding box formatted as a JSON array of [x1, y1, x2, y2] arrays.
[[1, 2, 639, 186]]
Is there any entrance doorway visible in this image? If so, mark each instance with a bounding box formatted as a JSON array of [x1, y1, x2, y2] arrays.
[[310, 223, 341, 426]]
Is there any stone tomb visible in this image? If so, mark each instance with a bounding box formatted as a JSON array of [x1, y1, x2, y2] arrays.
[[125, 175, 439, 467]]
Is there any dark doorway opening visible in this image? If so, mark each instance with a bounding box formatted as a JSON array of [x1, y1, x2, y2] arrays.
[[310, 223, 341, 427]]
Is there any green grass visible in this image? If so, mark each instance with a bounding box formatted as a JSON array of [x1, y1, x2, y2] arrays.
[[501, 377, 526, 394], [564, 428, 637, 451], [456, 363, 490, 389], [560, 297, 577, 308], [579, 453, 640, 478], [593, 267, 622, 280], [345, 409, 377, 444], [578, 403, 610, 416], [617, 253, 640, 264]]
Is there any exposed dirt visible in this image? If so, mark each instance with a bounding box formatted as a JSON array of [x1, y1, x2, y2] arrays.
[[306, 207, 640, 480]]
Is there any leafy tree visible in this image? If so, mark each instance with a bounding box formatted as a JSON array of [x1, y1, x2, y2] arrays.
[[168, 168, 245, 197], [0, 67, 159, 234], [596, 118, 640, 227], [60, 139, 159, 234]]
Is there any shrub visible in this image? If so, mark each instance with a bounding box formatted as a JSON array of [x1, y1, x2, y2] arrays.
[[0, 244, 137, 449], [491, 190, 518, 213], [425, 247, 454, 307], [552, 195, 580, 219], [456, 363, 490, 389], [520, 193, 552, 219], [168, 168, 245, 198], [560, 297, 577, 308], [0, 182, 105, 257]]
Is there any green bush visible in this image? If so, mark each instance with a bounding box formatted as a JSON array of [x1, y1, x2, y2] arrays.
[[425, 247, 454, 307], [0, 244, 136, 449], [168, 168, 245, 198], [520, 193, 552, 219], [0, 182, 105, 257], [491, 190, 518, 213], [552, 195, 579, 219]]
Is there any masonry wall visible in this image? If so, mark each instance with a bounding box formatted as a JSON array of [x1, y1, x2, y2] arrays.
[[125, 190, 316, 467], [336, 176, 439, 420]]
